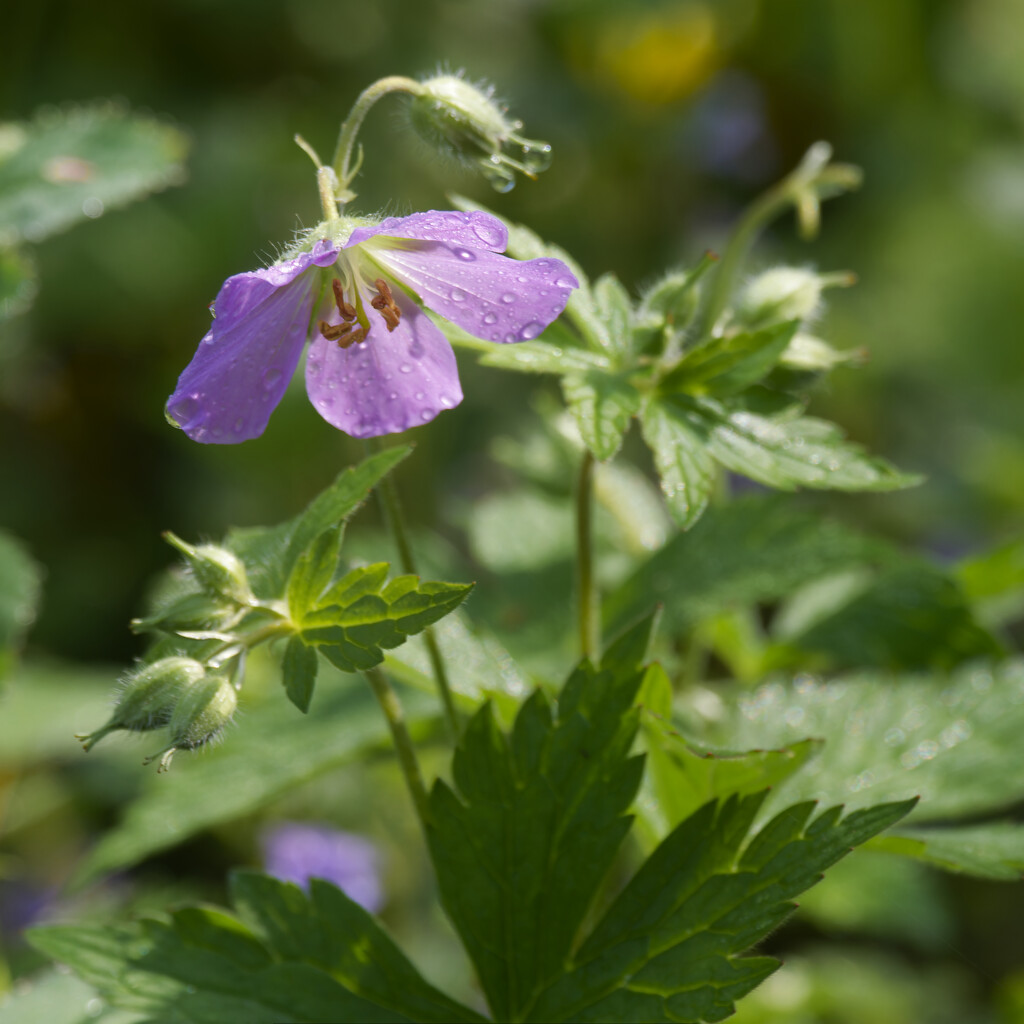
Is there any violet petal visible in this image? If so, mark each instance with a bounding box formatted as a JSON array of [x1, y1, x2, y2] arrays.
[[167, 243, 338, 443], [346, 210, 508, 253], [364, 243, 578, 344], [305, 286, 463, 438]]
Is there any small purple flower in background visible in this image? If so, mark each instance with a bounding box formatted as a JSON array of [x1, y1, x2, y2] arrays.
[[262, 822, 383, 912], [166, 210, 578, 442]]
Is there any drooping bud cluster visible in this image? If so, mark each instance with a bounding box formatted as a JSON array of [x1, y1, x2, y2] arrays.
[[76, 656, 206, 751], [144, 674, 238, 773], [407, 72, 552, 193]]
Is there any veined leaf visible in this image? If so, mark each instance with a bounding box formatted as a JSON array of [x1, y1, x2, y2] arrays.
[[427, 618, 654, 1021], [874, 822, 1024, 881], [0, 104, 187, 244], [660, 321, 799, 397], [526, 792, 914, 1022], [708, 658, 1024, 826], [592, 272, 635, 360], [476, 333, 611, 375], [639, 396, 716, 529], [562, 369, 641, 461], [31, 873, 485, 1024], [290, 557, 472, 675]]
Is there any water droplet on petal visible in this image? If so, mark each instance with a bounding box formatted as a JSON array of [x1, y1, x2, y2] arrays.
[[308, 361, 322, 377], [483, 312, 498, 324], [399, 363, 412, 374], [451, 288, 467, 302], [555, 274, 575, 288], [261, 368, 282, 391], [415, 391, 424, 400], [420, 409, 433, 421], [473, 221, 506, 247], [389, 391, 398, 400], [500, 292, 516, 303], [518, 321, 543, 340], [503, 332, 518, 342], [233, 417, 245, 434], [453, 247, 476, 261], [168, 396, 200, 424]]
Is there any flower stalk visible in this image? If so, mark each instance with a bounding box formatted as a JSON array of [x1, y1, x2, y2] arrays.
[[369, 439, 461, 740], [576, 449, 599, 662], [365, 665, 431, 830]]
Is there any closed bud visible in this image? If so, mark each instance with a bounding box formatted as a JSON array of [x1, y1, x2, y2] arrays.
[[146, 674, 237, 772], [76, 656, 205, 751], [163, 532, 253, 606], [408, 72, 551, 193], [635, 253, 717, 354], [735, 267, 855, 330]]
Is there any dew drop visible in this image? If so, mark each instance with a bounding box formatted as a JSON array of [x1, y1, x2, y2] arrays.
[[500, 292, 516, 303], [308, 360, 322, 377], [555, 274, 576, 288], [483, 312, 498, 324], [389, 391, 398, 400], [415, 391, 424, 400], [473, 221, 506, 247], [453, 247, 476, 261], [168, 396, 200, 424], [233, 417, 245, 434], [504, 332, 518, 342], [440, 395, 454, 408], [420, 409, 433, 421], [261, 367, 282, 391], [518, 321, 543, 340], [451, 288, 467, 302], [399, 363, 413, 374]]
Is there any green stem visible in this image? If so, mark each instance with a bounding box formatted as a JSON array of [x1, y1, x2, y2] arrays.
[[331, 75, 423, 198], [365, 666, 431, 830], [367, 440, 461, 741], [576, 448, 599, 662], [700, 184, 791, 337]]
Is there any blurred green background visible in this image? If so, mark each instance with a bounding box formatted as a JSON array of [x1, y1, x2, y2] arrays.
[[3, 0, 1024, 1020]]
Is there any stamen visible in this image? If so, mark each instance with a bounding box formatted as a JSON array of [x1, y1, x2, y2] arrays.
[[331, 278, 357, 321], [318, 319, 367, 348], [370, 278, 402, 333]]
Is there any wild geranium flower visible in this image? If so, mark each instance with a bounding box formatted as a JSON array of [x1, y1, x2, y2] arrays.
[[166, 210, 578, 441]]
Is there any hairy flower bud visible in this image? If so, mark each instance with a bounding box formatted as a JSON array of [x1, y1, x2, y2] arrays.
[[146, 674, 237, 772], [634, 253, 717, 354], [163, 532, 253, 606], [76, 656, 205, 751], [736, 267, 855, 330], [408, 72, 552, 193]]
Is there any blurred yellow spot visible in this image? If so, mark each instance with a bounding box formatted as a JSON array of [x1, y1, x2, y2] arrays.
[[585, 3, 719, 105]]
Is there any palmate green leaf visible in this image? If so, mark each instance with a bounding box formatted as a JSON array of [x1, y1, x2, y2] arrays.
[[562, 368, 641, 461], [228, 445, 410, 599], [706, 658, 1024, 827], [0, 104, 187, 244], [289, 552, 473, 674], [73, 674, 431, 885], [639, 396, 716, 529], [592, 272, 635, 359], [636, 665, 822, 847], [427, 617, 654, 1022], [603, 496, 889, 635], [526, 793, 914, 1023], [0, 528, 43, 678], [282, 634, 319, 713], [662, 394, 918, 494], [874, 822, 1024, 881], [0, 244, 37, 320], [31, 873, 485, 1023], [660, 322, 799, 397]]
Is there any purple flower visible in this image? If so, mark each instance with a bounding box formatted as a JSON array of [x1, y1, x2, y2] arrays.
[[166, 210, 578, 442], [262, 822, 383, 912]]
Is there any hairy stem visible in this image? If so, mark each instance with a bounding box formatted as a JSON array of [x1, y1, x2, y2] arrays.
[[331, 75, 423, 199], [365, 666, 431, 829], [576, 448, 599, 662], [368, 440, 461, 740]]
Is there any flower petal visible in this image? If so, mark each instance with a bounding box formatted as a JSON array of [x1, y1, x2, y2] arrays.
[[346, 210, 508, 253], [364, 242, 578, 344], [166, 242, 339, 443], [305, 288, 463, 439]]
